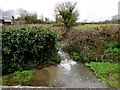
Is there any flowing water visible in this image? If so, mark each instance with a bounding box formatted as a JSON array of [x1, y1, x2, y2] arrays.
[[29, 43, 107, 88]]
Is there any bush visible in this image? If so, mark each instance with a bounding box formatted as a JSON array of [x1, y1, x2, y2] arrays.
[[66, 41, 99, 63], [2, 25, 60, 75], [104, 41, 120, 62], [65, 25, 119, 63]]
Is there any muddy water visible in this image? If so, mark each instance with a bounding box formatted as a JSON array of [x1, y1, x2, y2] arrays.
[[29, 43, 107, 88]]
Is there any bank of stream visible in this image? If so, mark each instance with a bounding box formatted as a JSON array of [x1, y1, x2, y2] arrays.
[[28, 43, 107, 88]]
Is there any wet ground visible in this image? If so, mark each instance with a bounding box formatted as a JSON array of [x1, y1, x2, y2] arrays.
[[28, 43, 107, 88]]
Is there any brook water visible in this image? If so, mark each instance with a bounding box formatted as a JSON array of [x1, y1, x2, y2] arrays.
[[29, 43, 107, 88]]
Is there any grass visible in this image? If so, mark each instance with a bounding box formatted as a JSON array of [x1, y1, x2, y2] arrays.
[[1, 70, 36, 86], [74, 24, 97, 29], [86, 62, 120, 88], [74, 24, 119, 29]]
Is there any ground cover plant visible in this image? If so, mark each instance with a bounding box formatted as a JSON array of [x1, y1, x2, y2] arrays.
[[86, 62, 120, 88], [2, 25, 61, 75], [1, 70, 36, 86]]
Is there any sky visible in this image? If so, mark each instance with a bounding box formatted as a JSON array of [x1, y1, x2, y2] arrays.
[[0, 0, 119, 22]]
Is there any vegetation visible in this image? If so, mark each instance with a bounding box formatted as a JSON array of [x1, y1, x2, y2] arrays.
[[16, 9, 38, 24], [86, 62, 120, 88], [1, 1, 119, 87], [64, 24, 120, 63], [2, 25, 61, 75], [15, 9, 52, 24], [1, 70, 36, 86], [74, 24, 118, 29], [61, 24, 120, 88], [55, 2, 79, 28]]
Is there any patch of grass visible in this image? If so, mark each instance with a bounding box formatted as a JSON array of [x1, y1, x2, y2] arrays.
[[86, 62, 120, 88], [2, 70, 36, 86], [74, 24, 97, 29], [74, 24, 119, 29], [1, 76, 9, 85]]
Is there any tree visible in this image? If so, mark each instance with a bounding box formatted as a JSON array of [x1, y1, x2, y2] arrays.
[[54, 2, 79, 28], [45, 17, 49, 22], [24, 13, 38, 24], [16, 8, 38, 24], [17, 8, 30, 20]]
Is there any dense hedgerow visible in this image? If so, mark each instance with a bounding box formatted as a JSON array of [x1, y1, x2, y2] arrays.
[[2, 25, 60, 75], [64, 25, 120, 63]]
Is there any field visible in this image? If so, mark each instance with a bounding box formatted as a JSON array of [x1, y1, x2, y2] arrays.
[[74, 24, 119, 29]]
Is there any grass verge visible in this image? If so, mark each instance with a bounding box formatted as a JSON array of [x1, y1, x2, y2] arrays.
[[74, 24, 119, 29], [1, 70, 36, 86], [86, 62, 120, 88]]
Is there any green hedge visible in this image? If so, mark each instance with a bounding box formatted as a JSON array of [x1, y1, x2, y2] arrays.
[[66, 40, 120, 63], [2, 25, 60, 75]]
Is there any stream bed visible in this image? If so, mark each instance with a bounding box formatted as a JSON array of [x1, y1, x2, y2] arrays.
[[29, 43, 107, 88]]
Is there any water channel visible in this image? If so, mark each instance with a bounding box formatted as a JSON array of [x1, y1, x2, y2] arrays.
[[29, 43, 107, 88]]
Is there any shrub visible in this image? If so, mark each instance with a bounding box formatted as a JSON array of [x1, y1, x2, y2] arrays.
[[66, 41, 99, 63], [104, 41, 120, 62], [65, 25, 119, 63], [2, 25, 60, 75]]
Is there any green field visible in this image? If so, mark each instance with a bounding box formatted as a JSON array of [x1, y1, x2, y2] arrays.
[[74, 24, 119, 29]]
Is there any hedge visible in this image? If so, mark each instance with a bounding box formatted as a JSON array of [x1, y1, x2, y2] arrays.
[[2, 25, 60, 75]]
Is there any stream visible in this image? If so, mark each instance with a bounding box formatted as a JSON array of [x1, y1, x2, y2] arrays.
[[29, 43, 107, 88]]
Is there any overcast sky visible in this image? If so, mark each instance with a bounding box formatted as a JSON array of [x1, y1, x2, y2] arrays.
[[0, 0, 119, 22]]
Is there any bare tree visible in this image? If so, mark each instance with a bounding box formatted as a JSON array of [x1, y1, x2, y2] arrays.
[[17, 8, 30, 16], [16, 8, 38, 24]]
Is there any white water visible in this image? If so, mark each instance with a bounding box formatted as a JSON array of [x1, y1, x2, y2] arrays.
[[29, 43, 107, 88], [54, 43, 107, 88]]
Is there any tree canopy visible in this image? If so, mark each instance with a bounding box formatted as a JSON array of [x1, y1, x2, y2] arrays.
[[55, 2, 79, 28]]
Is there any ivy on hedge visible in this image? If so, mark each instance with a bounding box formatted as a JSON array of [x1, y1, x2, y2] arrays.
[[2, 25, 59, 75]]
